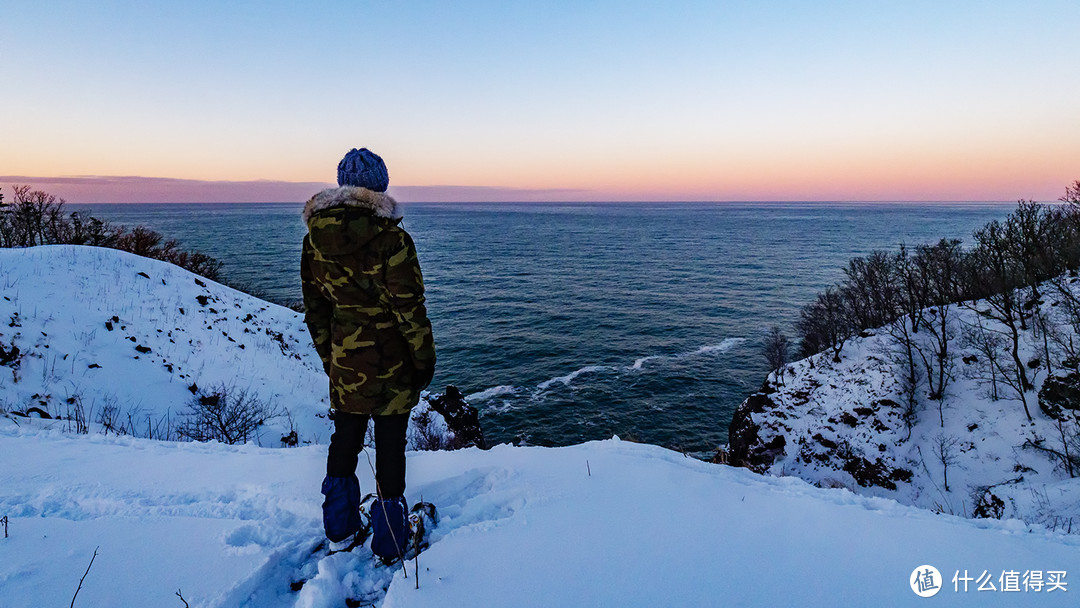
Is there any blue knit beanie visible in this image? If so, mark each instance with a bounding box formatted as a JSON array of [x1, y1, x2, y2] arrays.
[[337, 148, 389, 192]]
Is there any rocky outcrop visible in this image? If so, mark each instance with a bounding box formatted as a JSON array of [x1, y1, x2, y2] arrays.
[[427, 385, 488, 450], [726, 353, 916, 496], [727, 384, 786, 473], [1038, 367, 1080, 420]]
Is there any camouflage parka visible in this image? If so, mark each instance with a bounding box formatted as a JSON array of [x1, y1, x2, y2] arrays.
[[301, 186, 436, 416]]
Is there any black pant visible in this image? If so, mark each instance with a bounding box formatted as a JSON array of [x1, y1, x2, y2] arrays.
[[327, 412, 409, 499]]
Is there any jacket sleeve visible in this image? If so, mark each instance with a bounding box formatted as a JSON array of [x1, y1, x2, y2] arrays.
[[383, 228, 436, 380], [301, 234, 333, 374]]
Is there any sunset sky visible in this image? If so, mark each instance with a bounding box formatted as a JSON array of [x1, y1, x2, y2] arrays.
[[2, 1, 1078, 203]]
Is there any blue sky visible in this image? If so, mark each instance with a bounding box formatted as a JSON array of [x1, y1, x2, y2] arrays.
[[2, 1, 1079, 202]]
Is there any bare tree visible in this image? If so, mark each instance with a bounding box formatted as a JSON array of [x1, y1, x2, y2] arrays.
[[763, 325, 791, 385], [1003, 201, 1062, 301], [884, 315, 923, 439], [896, 244, 930, 333], [797, 287, 853, 362], [912, 240, 963, 413], [960, 314, 1032, 419], [960, 317, 1005, 402], [1063, 180, 1080, 206], [932, 432, 961, 492], [842, 249, 900, 330], [967, 220, 1033, 420]]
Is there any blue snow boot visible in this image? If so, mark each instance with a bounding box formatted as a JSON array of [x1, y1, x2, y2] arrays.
[[370, 496, 410, 560], [321, 475, 362, 543]]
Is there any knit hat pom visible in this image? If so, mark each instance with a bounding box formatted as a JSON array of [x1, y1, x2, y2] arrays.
[[337, 148, 389, 192]]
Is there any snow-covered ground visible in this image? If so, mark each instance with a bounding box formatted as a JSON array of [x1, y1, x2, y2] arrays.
[[2, 245, 1079, 606], [2, 423, 1078, 607]]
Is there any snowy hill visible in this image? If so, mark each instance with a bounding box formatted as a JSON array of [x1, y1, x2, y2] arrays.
[[729, 280, 1080, 533], [0, 245, 458, 448], [0, 245, 331, 443]]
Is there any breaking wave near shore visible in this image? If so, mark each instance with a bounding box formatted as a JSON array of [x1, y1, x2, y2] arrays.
[[462, 338, 748, 440]]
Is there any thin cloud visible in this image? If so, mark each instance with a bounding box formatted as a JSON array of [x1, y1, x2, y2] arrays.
[[389, 185, 594, 203], [0, 176, 594, 204]]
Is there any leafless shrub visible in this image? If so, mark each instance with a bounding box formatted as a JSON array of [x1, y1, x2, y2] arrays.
[[411, 409, 454, 451], [177, 384, 281, 445], [64, 396, 89, 435], [96, 403, 127, 436]]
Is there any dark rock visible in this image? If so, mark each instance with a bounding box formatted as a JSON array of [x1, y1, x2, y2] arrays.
[[135, 345, 152, 354], [0, 341, 20, 367], [13, 406, 53, 419], [1038, 372, 1080, 420], [728, 390, 786, 472], [813, 433, 838, 449], [973, 491, 1005, 519], [427, 386, 487, 450], [841, 455, 908, 490]]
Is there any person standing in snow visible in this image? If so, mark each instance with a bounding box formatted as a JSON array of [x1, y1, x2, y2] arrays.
[[300, 148, 436, 559]]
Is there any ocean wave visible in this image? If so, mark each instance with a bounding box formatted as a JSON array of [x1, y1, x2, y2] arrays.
[[466, 385, 519, 402], [630, 355, 663, 370], [536, 365, 615, 391], [692, 338, 747, 355], [629, 338, 747, 370]]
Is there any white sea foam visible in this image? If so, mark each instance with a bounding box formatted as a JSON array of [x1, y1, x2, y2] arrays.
[[630, 355, 663, 370], [692, 338, 747, 355], [628, 338, 747, 370], [466, 385, 518, 402], [534, 338, 747, 393], [536, 365, 614, 391]]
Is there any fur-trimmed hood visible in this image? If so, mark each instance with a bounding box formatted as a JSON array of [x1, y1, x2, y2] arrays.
[[302, 186, 400, 224]]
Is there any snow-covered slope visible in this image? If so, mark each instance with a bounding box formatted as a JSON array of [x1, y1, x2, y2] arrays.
[[0, 245, 332, 444], [2, 424, 1077, 608], [729, 283, 1080, 533], [0, 245, 461, 448]]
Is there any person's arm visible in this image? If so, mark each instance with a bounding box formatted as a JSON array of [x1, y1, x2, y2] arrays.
[[301, 234, 334, 374], [383, 228, 436, 387]]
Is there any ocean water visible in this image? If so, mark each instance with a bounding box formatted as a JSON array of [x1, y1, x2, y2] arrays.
[[77, 201, 1017, 455]]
